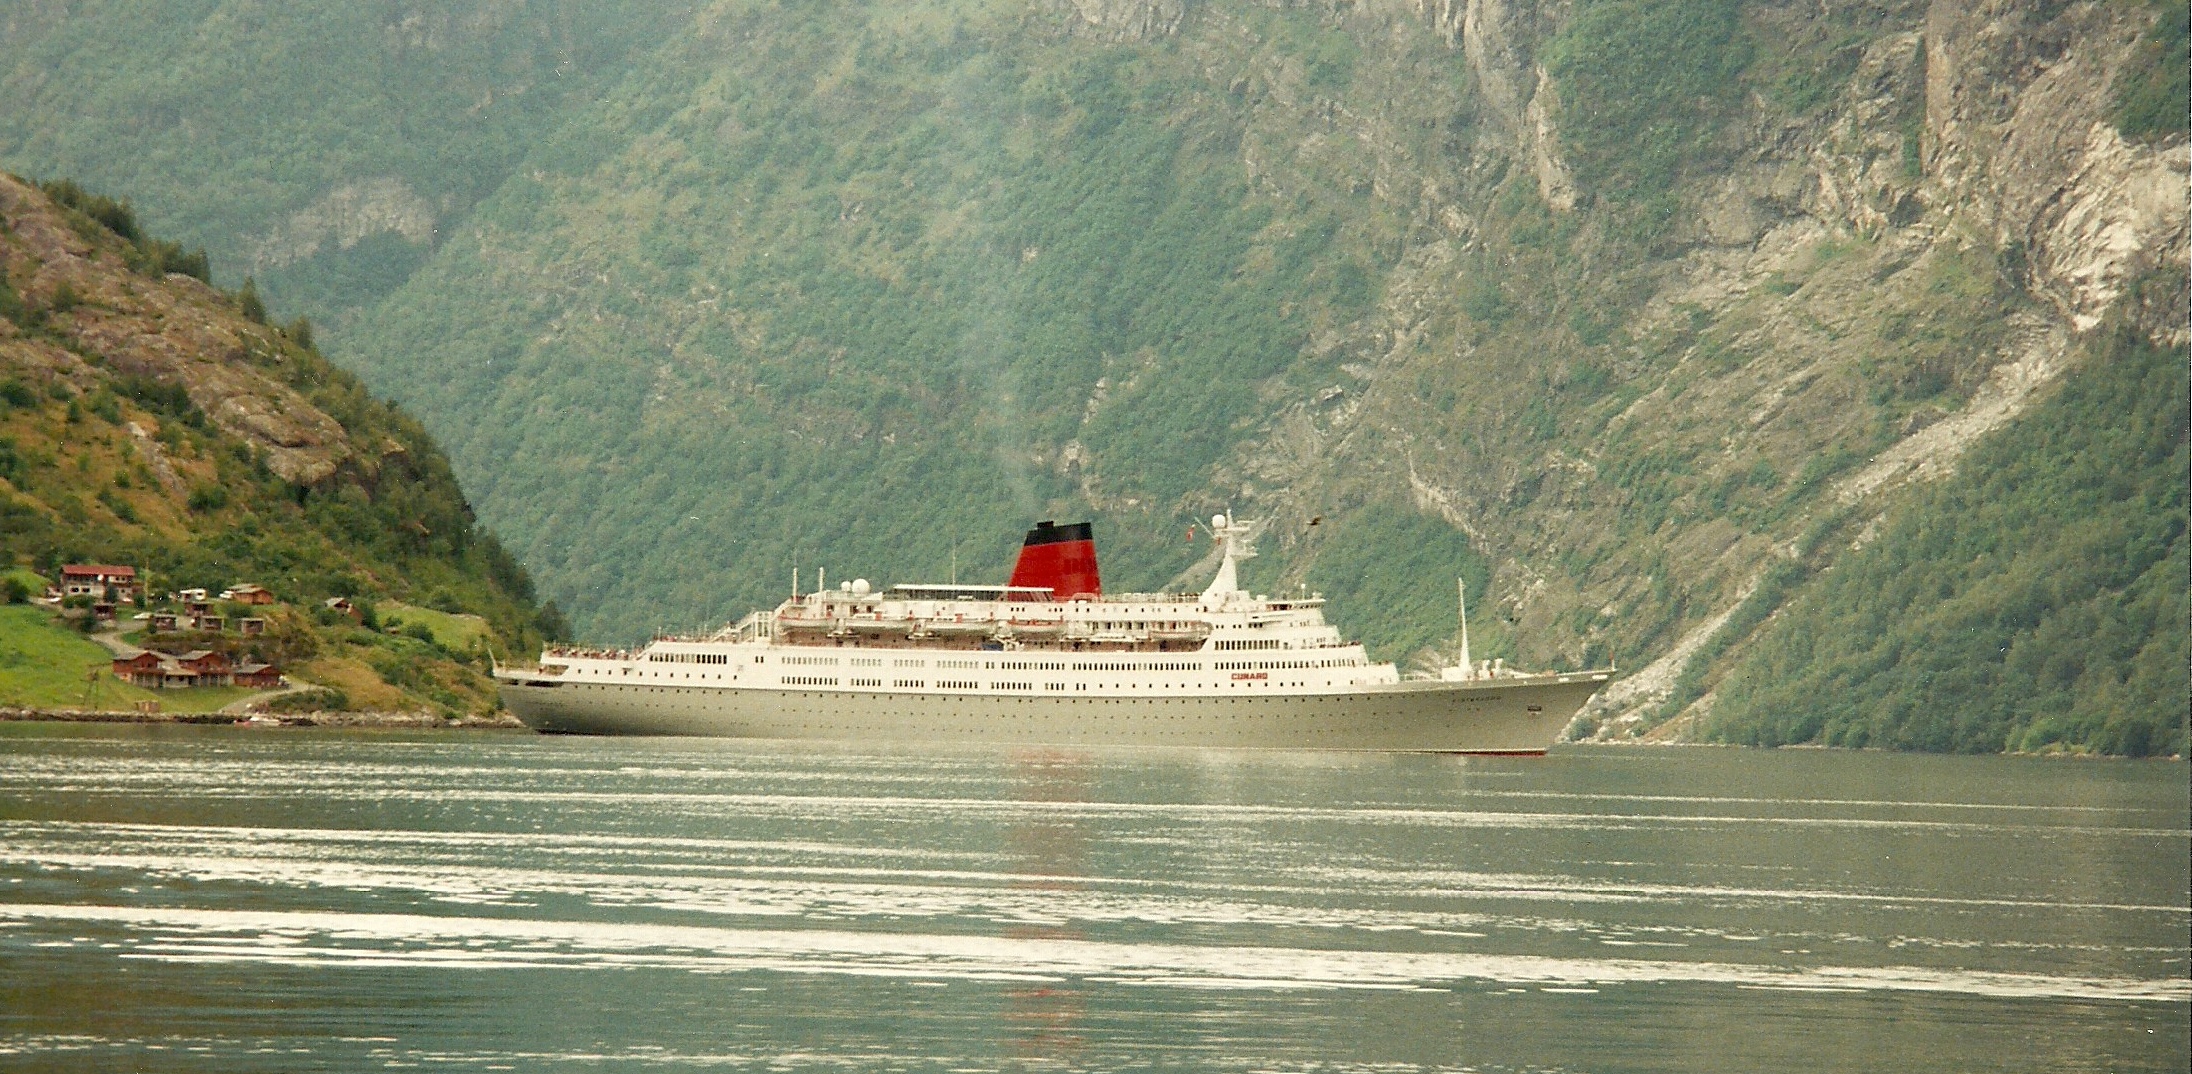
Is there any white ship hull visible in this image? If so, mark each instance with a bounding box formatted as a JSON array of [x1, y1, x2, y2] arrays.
[[496, 516, 1613, 753], [499, 672, 1608, 753]]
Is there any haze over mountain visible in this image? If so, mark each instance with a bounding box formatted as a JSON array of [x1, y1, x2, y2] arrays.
[[5, 0, 2182, 753]]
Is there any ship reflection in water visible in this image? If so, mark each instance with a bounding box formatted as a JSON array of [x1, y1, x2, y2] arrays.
[[0, 725, 2184, 1072], [1002, 750, 1094, 1064]]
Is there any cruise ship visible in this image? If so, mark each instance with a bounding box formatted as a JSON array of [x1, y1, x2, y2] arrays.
[[494, 517, 1612, 753]]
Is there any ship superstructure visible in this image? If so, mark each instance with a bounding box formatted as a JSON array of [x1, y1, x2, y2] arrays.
[[495, 518, 1611, 752]]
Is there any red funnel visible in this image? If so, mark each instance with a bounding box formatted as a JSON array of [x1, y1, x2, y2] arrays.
[[1007, 521, 1101, 600]]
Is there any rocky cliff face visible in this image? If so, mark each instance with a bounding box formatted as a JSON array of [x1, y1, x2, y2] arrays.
[[1185, 0, 2186, 732], [0, 176, 363, 486]]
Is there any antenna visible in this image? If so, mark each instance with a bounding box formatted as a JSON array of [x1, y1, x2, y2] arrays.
[[82, 661, 105, 710], [1457, 577, 1473, 678]]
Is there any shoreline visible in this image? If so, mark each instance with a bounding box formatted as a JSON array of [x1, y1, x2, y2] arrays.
[[0, 707, 527, 730], [2, 711, 2177, 758]]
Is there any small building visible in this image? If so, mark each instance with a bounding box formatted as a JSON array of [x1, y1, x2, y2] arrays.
[[61, 565, 139, 603], [149, 612, 180, 633], [91, 602, 117, 621], [184, 600, 212, 616], [192, 614, 226, 633], [228, 584, 275, 606], [233, 663, 283, 689], [239, 617, 267, 636], [323, 597, 360, 620], [178, 588, 208, 603], [176, 650, 233, 686], [112, 651, 166, 687], [114, 649, 261, 690]]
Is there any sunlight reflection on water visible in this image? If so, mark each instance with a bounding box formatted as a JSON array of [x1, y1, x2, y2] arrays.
[[0, 726, 2185, 1072]]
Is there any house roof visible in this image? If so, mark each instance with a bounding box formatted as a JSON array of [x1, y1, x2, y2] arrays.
[[234, 663, 275, 674], [63, 564, 137, 577]]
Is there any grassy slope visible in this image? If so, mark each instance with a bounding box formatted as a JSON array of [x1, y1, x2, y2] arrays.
[[380, 602, 492, 653], [0, 606, 256, 712]]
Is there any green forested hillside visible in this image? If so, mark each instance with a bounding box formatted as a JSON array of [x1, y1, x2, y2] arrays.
[[3, 0, 2182, 751], [1703, 321, 2188, 757], [354, 1, 1401, 640]]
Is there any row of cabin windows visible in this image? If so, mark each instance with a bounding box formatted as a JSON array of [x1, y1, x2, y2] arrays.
[[640, 652, 1357, 675], [657, 640, 1328, 667], [760, 677, 1367, 693]]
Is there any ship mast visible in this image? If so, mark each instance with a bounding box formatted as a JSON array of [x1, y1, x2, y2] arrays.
[[1457, 577, 1473, 678], [1199, 513, 1259, 610]]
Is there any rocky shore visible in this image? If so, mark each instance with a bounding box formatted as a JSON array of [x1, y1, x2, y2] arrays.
[[0, 707, 527, 729]]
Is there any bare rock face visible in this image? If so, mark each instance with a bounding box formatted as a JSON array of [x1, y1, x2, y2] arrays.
[[1454, 0, 1575, 209], [1521, 66, 1578, 210], [1920, 0, 2189, 331], [0, 174, 361, 486], [1050, 0, 1187, 41], [1807, 31, 1929, 234], [1460, 0, 1532, 128], [250, 177, 437, 272]]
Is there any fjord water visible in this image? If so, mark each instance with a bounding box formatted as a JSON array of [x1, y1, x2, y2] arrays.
[[1, 725, 2184, 1073]]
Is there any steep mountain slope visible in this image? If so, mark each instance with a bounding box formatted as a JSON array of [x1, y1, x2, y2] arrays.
[[3, 0, 2180, 751], [1701, 317, 2185, 755], [0, 0, 702, 333], [0, 175, 558, 716]]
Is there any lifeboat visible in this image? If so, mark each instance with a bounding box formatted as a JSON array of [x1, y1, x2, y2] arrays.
[[924, 617, 997, 636], [847, 616, 916, 633]]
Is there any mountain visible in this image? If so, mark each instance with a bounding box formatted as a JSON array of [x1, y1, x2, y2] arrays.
[[0, 175, 560, 717], [3, 0, 2181, 753]]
